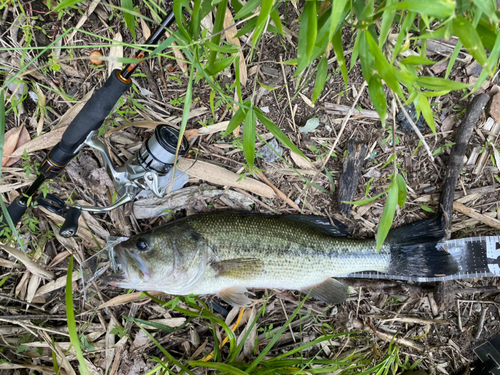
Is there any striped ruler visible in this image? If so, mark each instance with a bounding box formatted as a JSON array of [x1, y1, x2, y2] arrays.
[[343, 236, 500, 282]]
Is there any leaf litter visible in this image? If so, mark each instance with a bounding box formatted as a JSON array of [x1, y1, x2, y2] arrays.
[[1, 1, 500, 375]]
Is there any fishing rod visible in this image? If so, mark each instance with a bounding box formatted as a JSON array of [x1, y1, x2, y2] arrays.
[[1, 10, 189, 238]]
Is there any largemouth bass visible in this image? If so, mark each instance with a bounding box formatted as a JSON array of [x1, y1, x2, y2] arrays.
[[108, 212, 459, 306]]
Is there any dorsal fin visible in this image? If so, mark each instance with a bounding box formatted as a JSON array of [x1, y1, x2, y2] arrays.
[[280, 215, 351, 237]]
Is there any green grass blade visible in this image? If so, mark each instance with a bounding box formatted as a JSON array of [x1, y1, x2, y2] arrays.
[[298, 0, 311, 67], [121, 0, 136, 40], [271, 9, 283, 35], [396, 173, 407, 207], [187, 361, 249, 375], [452, 16, 492, 76], [376, 178, 399, 251], [66, 256, 90, 375], [417, 93, 436, 134], [235, 55, 243, 103], [252, 0, 275, 50], [243, 107, 256, 168], [368, 74, 387, 127], [173, 0, 192, 42], [383, 0, 455, 18], [52, 0, 86, 12], [345, 190, 387, 206], [473, 29, 500, 92], [190, 0, 202, 40], [332, 30, 348, 86], [246, 296, 308, 373], [312, 56, 328, 103]]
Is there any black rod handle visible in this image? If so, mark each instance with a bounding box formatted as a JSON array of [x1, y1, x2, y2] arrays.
[[0, 197, 28, 235]]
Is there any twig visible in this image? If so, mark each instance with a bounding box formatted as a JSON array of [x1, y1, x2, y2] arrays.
[[370, 329, 424, 351], [457, 300, 462, 331], [475, 307, 488, 340], [280, 298, 296, 343], [280, 55, 297, 132], [256, 170, 301, 211], [394, 95, 434, 162], [453, 201, 500, 231]]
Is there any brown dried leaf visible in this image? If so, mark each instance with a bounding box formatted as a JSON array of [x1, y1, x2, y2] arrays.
[[99, 291, 165, 309], [0, 244, 54, 280], [5, 126, 31, 167], [224, 8, 247, 86], [140, 17, 151, 39], [2, 126, 23, 166], [165, 30, 188, 73], [176, 157, 276, 198], [109, 32, 123, 77], [290, 151, 315, 170]]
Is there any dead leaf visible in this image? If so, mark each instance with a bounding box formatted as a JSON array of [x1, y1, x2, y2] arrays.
[[99, 291, 165, 309], [140, 17, 151, 40], [177, 158, 276, 198], [11, 126, 66, 157], [5, 126, 31, 167], [0, 244, 54, 280], [184, 129, 199, 142], [198, 121, 230, 135], [290, 151, 315, 170], [165, 30, 188, 73], [299, 92, 314, 108], [35, 84, 46, 135], [2, 126, 23, 166], [109, 32, 123, 77], [35, 271, 80, 298], [224, 8, 247, 86]]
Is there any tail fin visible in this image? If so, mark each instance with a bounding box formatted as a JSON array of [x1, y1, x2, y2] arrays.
[[386, 214, 459, 277]]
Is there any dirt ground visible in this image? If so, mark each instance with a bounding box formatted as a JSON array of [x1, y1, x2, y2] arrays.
[[1, 1, 500, 374]]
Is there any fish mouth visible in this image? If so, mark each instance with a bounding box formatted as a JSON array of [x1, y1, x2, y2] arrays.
[[106, 243, 151, 287]]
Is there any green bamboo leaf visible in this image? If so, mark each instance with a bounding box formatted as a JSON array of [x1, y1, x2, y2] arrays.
[[234, 55, 243, 103], [270, 9, 283, 35], [208, 0, 228, 66], [452, 16, 492, 76], [401, 56, 436, 65], [368, 75, 387, 127], [366, 32, 404, 98], [66, 256, 90, 375], [255, 109, 308, 159], [306, 1, 317, 60], [384, 0, 455, 18], [396, 173, 407, 207], [234, 0, 260, 19], [243, 107, 256, 168], [351, 31, 361, 70], [332, 30, 348, 86], [190, 0, 202, 40], [472, 0, 498, 22], [328, 0, 348, 43], [391, 11, 416, 62], [345, 190, 387, 206], [205, 55, 236, 76], [312, 56, 328, 103], [358, 31, 374, 82], [222, 105, 248, 136], [473, 30, 500, 92], [121, 0, 136, 40], [417, 93, 436, 134], [376, 179, 398, 251], [416, 76, 469, 91], [252, 0, 275, 50], [205, 40, 239, 54], [379, 0, 396, 47], [234, 17, 258, 38]]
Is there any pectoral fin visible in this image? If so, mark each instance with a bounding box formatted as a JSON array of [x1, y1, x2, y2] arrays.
[[217, 287, 253, 307], [303, 278, 348, 304], [211, 258, 264, 280]]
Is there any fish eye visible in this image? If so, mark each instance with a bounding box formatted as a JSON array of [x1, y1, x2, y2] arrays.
[[135, 238, 148, 251]]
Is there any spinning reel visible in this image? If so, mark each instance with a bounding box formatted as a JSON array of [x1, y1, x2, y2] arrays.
[[38, 125, 189, 238]]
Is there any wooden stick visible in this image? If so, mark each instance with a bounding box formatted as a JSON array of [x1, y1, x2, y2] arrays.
[[256, 170, 301, 211], [453, 201, 500, 231]]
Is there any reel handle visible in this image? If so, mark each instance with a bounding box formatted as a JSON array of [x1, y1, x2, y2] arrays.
[[59, 207, 82, 238]]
